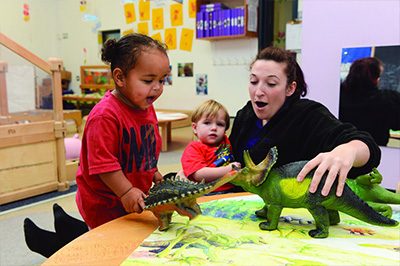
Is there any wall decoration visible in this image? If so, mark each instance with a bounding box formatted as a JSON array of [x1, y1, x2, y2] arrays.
[[124, 2, 136, 24], [139, 0, 150, 21], [152, 8, 164, 30], [196, 74, 208, 95], [101, 29, 121, 45], [170, 3, 183, 27], [151, 32, 162, 43], [179, 28, 194, 52], [164, 28, 177, 50], [188, 0, 196, 18], [82, 48, 87, 65], [122, 28, 134, 36], [79, 0, 87, 12], [23, 3, 30, 22], [137, 22, 149, 35], [177, 63, 193, 77], [164, 65, 173, 86], [82, 14, 101, 33]]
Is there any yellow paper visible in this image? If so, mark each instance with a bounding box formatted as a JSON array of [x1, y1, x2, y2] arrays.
[[124, 2, 136, 24], [164, 28, 177, 50], [139, 0, 150, 21], [137, 22, 149, 36], [188, 0, 196, 18], [170, 3, 183, 27], [180, 28, 194, 52], [122, 29, 134, 36], [152, 8, 164, 30], [151, 32, 162, 43]]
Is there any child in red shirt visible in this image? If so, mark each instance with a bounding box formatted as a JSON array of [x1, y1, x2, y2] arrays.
[[181, 100, 241, 193]]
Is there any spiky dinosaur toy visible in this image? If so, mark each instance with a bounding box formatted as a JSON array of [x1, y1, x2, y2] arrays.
[[144, 169, 238, 231], [346, 168, 400, 218], [230, 147, 399, 238]]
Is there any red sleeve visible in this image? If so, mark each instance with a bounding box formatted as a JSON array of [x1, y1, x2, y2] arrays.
[[86, 115, 121, 175], [181, 142, 209, 178]]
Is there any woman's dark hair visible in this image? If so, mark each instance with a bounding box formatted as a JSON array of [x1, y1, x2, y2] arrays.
[[342, 57, 383, 93], [251, 46, 308, 99], [101, 33, 168, 76]]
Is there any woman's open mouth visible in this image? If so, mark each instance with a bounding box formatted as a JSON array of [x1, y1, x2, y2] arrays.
[[255, 101, 268, 108]]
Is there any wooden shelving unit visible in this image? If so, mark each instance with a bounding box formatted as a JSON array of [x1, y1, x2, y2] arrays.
[[79, 65, 114, 93], [196, 0, 257, 40]]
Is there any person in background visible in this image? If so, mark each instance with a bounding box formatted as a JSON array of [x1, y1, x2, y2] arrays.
[[24, 33, 171, 257], [339, 57, 400, 146], [229, 46, 381, 202], [181, 99, 242, 193]]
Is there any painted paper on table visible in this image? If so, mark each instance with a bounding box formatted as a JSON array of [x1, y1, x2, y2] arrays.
[[164, 28, 177, 50], [170, 3, 183, 26], [180, 28, 194, 52], [124, 2, 136, 24], [152, 8, 164, 30], [122, 195, 400, 266], [139, 0, 150, 21]]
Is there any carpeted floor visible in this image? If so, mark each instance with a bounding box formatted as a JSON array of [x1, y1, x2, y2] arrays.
[[0, 126, 193, 266]]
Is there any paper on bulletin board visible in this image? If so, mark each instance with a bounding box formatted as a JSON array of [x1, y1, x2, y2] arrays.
[[151, 32, 162, 43], [137, 22, 149, 35], [124, 2, 136, 24], [170, 3, 183, 26], [7, 65, 36, 113], [164, 28, 177, 50], [122, 29, 134, 36], [285, 22, 302, 50], [139, 0, 150, 21], [188, 0, 196, 18], [180, 28, 194, 52], [152, 8, 164, 30]]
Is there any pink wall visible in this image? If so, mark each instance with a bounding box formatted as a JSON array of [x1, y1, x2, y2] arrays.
[[301, 0, 400, 189]]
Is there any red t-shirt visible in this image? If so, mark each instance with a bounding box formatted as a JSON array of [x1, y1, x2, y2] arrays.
[[181, 135, 235, 192], [76, 91, 161, 228]]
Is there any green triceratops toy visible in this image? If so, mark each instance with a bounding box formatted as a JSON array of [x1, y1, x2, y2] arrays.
[[230, 147, 399, 238]]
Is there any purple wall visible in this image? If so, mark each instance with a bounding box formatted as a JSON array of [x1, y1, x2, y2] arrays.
[[301, 0, 400, 189]]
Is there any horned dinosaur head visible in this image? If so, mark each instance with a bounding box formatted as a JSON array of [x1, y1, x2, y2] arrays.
[[231, 146, 278, 187]]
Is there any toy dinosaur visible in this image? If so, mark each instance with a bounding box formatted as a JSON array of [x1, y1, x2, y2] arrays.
[[144, 169, 238, 231], [230, 147, 399, 238], [346, 168, 400, 218]]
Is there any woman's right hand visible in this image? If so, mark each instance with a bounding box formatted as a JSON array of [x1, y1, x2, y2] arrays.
[[120, 187, 146, 213]]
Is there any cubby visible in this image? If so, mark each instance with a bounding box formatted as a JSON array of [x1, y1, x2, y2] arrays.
[[196, 0, 257, 40]]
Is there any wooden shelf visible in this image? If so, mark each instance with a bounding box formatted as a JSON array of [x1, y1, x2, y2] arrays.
[[196, 0, 257, 41], [80, 65, 114, 93]]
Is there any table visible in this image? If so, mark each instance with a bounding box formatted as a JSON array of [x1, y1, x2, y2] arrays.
[[43, 192, 249, 266], [156, 111, 189, 152]]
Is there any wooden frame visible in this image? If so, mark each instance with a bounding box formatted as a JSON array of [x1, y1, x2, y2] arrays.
[[0, 33, 69, 204]]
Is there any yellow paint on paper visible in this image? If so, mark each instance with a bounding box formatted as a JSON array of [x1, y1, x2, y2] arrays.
[[188, 0, 196, 18], [137, 22, 149, 36], [170, 3, 183, 26], [122, 29, 134, 36], [180, 28, 194, 52], [124, 2, 136, 24], [152, 8, 164, 30], [139, 0, 150, 21], [151, 32, 162, 43], [165, 28, 177, 50], [97, 33, 103, 44]]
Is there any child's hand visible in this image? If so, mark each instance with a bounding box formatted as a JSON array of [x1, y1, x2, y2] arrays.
[[120, 187, 146, 213], [230, 162, 241, 170], [153, 171, 163, 185]]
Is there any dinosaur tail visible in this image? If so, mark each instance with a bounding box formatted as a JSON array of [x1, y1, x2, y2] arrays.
[[331, 185, 398, 227]]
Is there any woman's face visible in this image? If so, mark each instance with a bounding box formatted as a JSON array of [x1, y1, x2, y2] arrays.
[[248, 59, 295, 121]]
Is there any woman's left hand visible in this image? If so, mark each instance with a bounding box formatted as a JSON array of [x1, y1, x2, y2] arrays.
[[296, 141, 369, 197]]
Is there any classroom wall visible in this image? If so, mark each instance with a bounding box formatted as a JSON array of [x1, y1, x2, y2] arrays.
[[301, 0, 400, 189], [0, 0, 256, 115]]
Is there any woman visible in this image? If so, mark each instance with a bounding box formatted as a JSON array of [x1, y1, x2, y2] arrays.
[[229, 47, 381, 197], [339, 57, 400, 146]]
